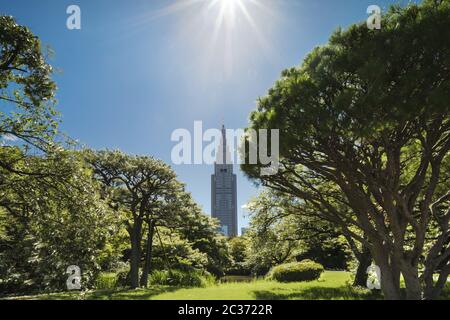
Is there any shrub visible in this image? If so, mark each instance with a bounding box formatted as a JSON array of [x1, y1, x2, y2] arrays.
[[94, 272, 118, 290], [267, 260, 324, 282], [148, 269, 215, 287]]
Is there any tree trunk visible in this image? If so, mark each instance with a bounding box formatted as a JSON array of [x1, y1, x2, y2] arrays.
[[401, 264, 423, 300], [372, 247, 401, 300], [353, 246, 372, 287], [379, 265, 401, 300], [129, 221, 142, 289], [140, 220, 156, 287]]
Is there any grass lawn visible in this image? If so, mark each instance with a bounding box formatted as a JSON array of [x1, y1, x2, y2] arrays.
[[4, 271, 449, 300], [4, 271, 380, 300], [151, 271, 382, 300]]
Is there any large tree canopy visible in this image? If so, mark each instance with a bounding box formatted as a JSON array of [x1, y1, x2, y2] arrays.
[[242, 0, 450, 300], [85, 150, 180, 288], [84, 150, 220, 288]]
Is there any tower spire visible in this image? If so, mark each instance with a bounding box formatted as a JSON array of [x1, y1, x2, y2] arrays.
[[222, 124, 226, 165], [216, 124, 231, 165]]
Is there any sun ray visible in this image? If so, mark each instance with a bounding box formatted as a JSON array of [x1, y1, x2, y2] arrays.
[[128, 0, 278, 80], [234, 0, 275, 60]]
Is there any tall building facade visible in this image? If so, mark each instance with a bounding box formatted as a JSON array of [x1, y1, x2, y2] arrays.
[[211, 125, 238, 237]]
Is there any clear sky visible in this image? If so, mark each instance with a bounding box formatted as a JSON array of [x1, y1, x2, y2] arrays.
[[1, 0, 414, 233]]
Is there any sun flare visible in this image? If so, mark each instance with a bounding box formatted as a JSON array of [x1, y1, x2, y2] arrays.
[[132, 0, 277, 78], [210, 0, 246, 25]]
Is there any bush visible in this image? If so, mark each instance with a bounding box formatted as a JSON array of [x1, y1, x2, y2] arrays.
[[94, 272, 118, 290], [267, 260, 324, 282], [148, 269, 215, 287]]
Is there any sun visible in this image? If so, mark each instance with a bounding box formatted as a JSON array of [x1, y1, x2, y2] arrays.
[[207, 0, 259, 32], [145, 0, 261, 34], [210, 0, 246, 25], [214, 0, 243, 13]]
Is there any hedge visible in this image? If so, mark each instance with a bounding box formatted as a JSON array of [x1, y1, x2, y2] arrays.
[[267, 260, 324, 282]]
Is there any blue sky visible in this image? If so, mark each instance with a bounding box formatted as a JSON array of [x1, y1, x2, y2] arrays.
[[1, 0, 413, 233]]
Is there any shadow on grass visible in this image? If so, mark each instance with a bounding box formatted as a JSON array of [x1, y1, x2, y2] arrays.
[[87, 286, 183, 300], [252, 286, 383, 300], [253, 283, 450, 300], [220, 276, 255, 283], [4, 286, 192, 300]]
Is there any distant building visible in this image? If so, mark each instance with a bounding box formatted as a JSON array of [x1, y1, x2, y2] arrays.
[[211, 125, 238, 237]]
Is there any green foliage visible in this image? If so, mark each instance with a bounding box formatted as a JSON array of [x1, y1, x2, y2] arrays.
[[84, 149, 186, 288], [244, 192, 305, 275], [151, 228, 209, 272], [0, 15, 58, 149], [94, 272, 118, 290], [246, 226, 300, 276], [0, 150, 116, 294], [267, 260, 324, 283], [297, 235, 351, 270], [148, 269, 215, 288], [228, 237, 248, 263], [226, 237, 251, 276], [246, 189, 352, 274], [0, 16, 85, 295], [177, 209, 232, 277], [97, 230, 129, 272]]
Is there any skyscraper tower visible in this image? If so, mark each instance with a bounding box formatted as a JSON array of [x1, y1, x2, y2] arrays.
[[211, 125, 238, 237]]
